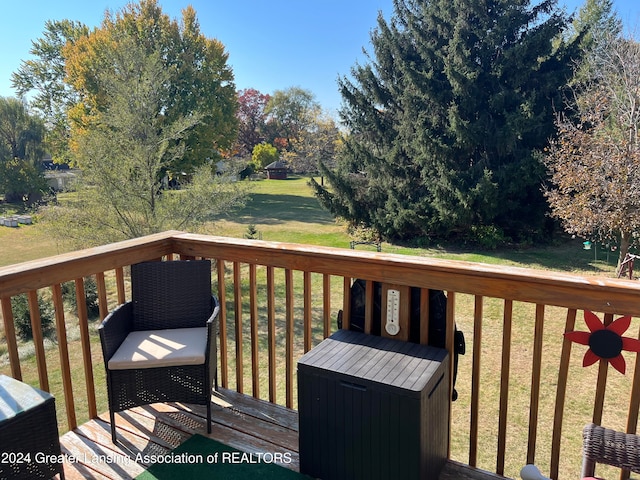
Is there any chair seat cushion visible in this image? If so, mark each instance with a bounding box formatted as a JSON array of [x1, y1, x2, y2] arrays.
[[108, 327, 208, 370]]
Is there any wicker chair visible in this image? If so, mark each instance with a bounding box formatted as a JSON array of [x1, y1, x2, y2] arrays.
[[99, 260, 219, 443], [582, 423, 640, 478]]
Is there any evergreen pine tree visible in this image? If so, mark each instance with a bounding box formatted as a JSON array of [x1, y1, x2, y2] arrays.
[[311, 0, 583, 243]]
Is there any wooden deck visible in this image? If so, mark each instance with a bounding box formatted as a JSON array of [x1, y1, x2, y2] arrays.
[[57, 388, 509, 479]]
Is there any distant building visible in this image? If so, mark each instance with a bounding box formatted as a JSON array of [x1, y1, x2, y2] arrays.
[[44, 170, 78, 191], [265, 161, 288, 180], [42, 159, 70, 170], [41, 154, 70, 171]]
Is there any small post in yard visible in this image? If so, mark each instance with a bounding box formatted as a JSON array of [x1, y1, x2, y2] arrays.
[[583, 240, 597, 261]]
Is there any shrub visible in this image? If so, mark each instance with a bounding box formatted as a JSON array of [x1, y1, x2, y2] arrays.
[[245, 223, 259, 239], [61, 277, 100, 319], [11, 293, 56, 341], [470, 224, 507, 250], [251, 142, 279, 170]]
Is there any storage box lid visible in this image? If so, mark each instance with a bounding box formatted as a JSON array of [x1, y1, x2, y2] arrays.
[[0, 375, 54, 421], [298, 330, 448, 393]]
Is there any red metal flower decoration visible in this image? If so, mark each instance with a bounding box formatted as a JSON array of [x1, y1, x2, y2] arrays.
[[564, 310, 640, 374]]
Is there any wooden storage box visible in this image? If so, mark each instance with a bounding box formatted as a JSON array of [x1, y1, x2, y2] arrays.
[[298, 329, 449, 480]]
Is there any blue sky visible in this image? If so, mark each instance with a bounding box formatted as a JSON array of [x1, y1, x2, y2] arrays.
[[0, 0, 638, 115]]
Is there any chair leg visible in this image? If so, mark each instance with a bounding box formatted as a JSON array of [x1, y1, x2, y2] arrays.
[[110, 409, 117, 443], [207, 401, 212, 433], [581, 457, 595, 478]]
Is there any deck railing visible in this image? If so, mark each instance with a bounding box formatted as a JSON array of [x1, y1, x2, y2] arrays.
[[1, 230, 640, 480]]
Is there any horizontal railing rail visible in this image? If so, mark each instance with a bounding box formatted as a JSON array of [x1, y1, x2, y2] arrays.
[[1, 231, 639, 480]]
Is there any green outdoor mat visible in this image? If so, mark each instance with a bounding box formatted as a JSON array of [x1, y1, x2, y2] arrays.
[[136, 434, 309, 480]]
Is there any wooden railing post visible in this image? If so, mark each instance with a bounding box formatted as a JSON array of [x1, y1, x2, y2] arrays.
[[446, 290, 456, 459], [303, 271, 312, 353], [527, 304, 546, 465], [342, 277, 351, 330], [51, 283, 76, 430], [469, 295, 484, 467], [496, 299, 513, 475], [322, 274, 331, 338], [1, 297, 21, 380], [96, 272, 108, 321], [233, 261, 243, 394], [27, 290, 48, 392], [285, 268, 294, 409], [75, 278, 97, 419], [267, 266, 276, 403], [216, 260, 228, 389], [593, 313, 614, 427], [419, 288, 431, 345], [550, 308, 577, 479], [115, 266, 126, 305], [249, 264, 259, 398]]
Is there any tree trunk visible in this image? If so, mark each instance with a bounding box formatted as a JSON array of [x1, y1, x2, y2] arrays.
[[616, 230, 632, 276]]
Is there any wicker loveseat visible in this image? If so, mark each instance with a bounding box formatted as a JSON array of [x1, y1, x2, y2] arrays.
[[99, 260, 219, 443]]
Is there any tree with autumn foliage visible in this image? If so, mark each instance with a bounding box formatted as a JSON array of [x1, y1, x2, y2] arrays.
[[235, 88, 270, 156], [63, 0, 237, 173], [251, 142, 279, 170], [39, 34, 248, 247], [282, 112, 341, 174], [236, 86, 338, 174], [264, 87, 321, 152], [545, 31, 640, 271], [36, 1, 248, 246]]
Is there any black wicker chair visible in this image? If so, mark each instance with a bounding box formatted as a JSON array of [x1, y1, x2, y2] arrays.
[[582, 423, 640, 478], [99, 260, 219, 443]]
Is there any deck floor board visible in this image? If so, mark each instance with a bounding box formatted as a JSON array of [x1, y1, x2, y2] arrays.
[[58, 387, 508, 479]]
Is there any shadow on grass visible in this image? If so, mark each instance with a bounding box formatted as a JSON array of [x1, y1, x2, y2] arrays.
[[0, 200, 29, 216], [432, 237, 619, 276], [231, 193, 334, 225]]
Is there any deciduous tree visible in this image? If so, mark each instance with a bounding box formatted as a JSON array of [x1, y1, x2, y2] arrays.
[[11, 19, 89, 164], [252, 142, 279, 171], [0, 97, 48, 203], [265, 87, 320, 151], [283, 112, 341, 174], [40, 36, 248, 246], [63, 0, 238, 172], [545, 31, 640, 271], [236, 88, 271, 156]]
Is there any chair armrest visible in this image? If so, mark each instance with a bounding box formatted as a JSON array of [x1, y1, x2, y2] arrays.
[[99, 302, 134, 363], [206, 296, 220, 327], [582, 423, 640, 476], [205, 296, 220, 351]]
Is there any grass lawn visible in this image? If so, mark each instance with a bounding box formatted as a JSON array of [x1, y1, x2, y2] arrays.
[[0, 200, 72, 266], [0, 176, 628, 479], [0, 222, 68, 266], [213, 175, 618, 276], [1, 175, 620, 275], [212, 176, 349, 247]]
